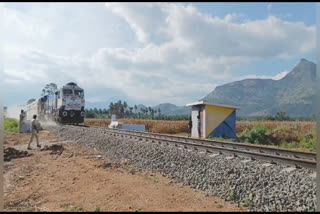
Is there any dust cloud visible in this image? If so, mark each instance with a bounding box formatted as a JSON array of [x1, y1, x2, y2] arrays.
[[5, 105, 24, 120], [5, 105, 59, 128], [39, 119, 60, 128]]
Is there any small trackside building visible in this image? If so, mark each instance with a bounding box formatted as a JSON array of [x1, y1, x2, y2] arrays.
[[186, 100, 239, 139]]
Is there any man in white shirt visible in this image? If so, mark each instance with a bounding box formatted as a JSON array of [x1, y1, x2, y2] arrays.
[[27, 114, 41, 149]]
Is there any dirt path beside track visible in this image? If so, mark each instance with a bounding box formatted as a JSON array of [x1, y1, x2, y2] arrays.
[[4, 130, 246, 212]]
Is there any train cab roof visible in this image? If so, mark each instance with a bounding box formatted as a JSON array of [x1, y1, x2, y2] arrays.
[[62, 82, 83, 91]]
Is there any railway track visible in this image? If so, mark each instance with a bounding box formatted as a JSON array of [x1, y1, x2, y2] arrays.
[[71, 124, 316, 169]]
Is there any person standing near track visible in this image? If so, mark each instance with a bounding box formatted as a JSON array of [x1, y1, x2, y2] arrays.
[[27, 114, 41, 149], [19, 109, 25, 133]]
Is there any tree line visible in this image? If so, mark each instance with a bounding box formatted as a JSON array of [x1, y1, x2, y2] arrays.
[[85, 102, 317, 121], [237, 111, 317, 121], [85, 100, 189, 120]]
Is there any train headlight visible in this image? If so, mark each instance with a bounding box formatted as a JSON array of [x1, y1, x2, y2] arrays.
[[80, 111, 85, 117], [62, 111, 68, 117]]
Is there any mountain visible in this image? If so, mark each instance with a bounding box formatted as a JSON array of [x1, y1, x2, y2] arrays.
[[203, 58, 317, 117], [85, 102, 190, 115], [85, 101, 110, 110], [152, 103, 191, 115]]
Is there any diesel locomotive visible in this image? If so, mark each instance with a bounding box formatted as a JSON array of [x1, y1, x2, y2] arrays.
[[25, 82, 85, 124]]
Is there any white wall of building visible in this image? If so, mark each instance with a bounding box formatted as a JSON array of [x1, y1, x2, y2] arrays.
[[191, 105, 205, 138]]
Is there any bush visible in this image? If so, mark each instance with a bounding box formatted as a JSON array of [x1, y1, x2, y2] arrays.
[[85, 111, 97, 118], [279, 141, 299, 149], [299, 132, 316, 151], [241, 125, 269, 144], [4, 117, 19, 133], [279, 132, 316, 151]]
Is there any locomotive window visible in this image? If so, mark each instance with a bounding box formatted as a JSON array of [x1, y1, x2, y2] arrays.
[[74, 90, 84, 96], [63, 89, 73, 95]]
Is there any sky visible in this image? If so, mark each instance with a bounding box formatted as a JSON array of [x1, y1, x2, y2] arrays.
[[1, 2, 316, 109]]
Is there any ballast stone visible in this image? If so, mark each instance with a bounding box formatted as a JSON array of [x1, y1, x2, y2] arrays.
[[49, 125, 316, 212]]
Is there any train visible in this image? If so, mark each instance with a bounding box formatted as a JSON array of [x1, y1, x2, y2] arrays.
[[24, 82, 85, 124]]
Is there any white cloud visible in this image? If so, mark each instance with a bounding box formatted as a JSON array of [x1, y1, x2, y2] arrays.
[[234, 70, 289, 81], [267, 3, 272, 11], [271, 70, 289, 80], [2, 3, 316, 106], [105, 3, 315, 59]]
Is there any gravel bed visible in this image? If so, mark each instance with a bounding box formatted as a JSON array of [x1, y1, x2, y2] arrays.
[[47, 125, 316, 212]]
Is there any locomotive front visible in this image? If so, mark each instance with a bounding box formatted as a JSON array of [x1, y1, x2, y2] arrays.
[[58, 82, 85, 124]]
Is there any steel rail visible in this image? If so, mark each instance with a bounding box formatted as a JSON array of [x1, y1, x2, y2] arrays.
[[71, 124, 316, 169], [87, 125, 316, 161]]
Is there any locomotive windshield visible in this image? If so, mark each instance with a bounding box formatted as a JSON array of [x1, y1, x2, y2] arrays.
[[63, 89, 73, 95], [74, 89, 84, 97]]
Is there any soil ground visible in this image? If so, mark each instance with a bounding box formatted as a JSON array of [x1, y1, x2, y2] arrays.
[[4, 130, 247, 212]]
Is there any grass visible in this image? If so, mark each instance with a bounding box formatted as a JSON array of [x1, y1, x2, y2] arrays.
[[85, 118, 189, 134], [279, 141, 299, 149], [92, 206, 101, 212], [298, 132, 316, 150], [74, 205, 83, 212], [123, 165, 137, 175], [243, 198, 251, 207], [60, 203, 71, 208], [4, 117, 19, 133], [60, 202, 72, 209], [216, 204, 223, 208], [60, 202, 83, 212], [227, 190, 234, 201]]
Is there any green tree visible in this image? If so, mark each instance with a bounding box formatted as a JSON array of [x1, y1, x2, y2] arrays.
[[275, 111, 289, 121], [125, 110, 130, 118], [264, 115, 274, 121], [85, 111, 97, 118], [3, 106, 7, 117], [120, 106, 125, 118], [41, 83, 58, 96], [27, 98, 36, 104], [129, 107, 133, 117], [109, 102, 114, 115], [123, 101, 128, 109]]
